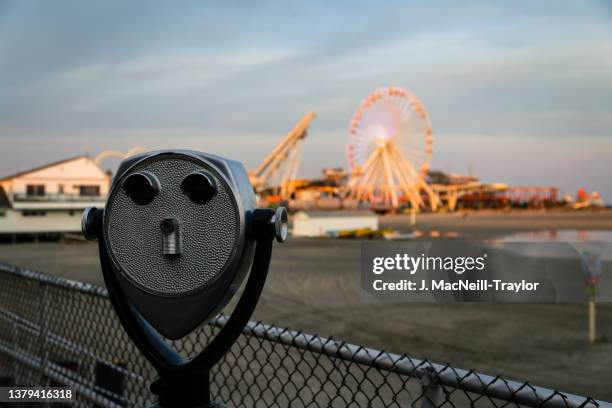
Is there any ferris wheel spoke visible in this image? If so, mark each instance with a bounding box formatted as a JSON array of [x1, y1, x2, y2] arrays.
[[404, 153, 426, 168], [390, 144, 423, 182], [402, 160, 420, 181], [399, 99, 412, 120], [400, 99, 416, 121], [396, 143, 425, 163]]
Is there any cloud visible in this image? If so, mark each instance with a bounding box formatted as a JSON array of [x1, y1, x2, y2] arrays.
[[0, 0, 611, 200]]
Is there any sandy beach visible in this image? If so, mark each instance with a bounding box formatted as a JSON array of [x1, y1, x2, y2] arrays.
[[382, 209, 612, 234]]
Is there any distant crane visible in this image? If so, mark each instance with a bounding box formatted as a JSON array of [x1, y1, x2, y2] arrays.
[[249, 112, 316, 201]]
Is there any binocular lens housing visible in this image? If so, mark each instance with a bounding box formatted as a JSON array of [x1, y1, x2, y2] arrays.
[[122, 172, 160, 205], [181, 172, 218, 204]]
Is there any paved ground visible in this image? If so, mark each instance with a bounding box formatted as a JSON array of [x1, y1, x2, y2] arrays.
[[1, 210, 611, 400]]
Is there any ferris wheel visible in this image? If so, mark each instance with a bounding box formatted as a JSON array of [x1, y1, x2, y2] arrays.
[[346, 87, 437, 210]]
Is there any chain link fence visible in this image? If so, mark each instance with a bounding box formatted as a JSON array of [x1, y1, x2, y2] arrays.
[[0, 262, 608, 408]]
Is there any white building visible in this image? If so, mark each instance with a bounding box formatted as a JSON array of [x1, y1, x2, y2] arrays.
[[0, 156, 109, 236], [292, 211, 378, 238]]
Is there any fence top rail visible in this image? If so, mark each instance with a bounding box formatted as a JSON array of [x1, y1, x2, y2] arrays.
[[212, 316, 609, 408], [0, 262, 609, 408], [0, 262, 108, 298]]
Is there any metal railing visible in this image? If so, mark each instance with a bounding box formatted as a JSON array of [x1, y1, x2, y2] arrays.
[[0, 262, 608, 408]]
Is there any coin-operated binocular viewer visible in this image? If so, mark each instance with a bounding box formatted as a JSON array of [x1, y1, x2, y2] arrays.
[[82, 150, 287, 407]]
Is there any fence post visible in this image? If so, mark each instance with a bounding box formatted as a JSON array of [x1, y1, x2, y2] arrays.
[[10, 320, 18, 384], [416, 366, 443, 408], [37, 282, 50, 387]]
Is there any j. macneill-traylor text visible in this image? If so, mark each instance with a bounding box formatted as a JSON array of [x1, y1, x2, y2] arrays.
[[373, 279, 541, 292]]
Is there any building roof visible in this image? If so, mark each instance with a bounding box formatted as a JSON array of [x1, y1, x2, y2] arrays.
[[0, 186, 10, 208], [0, 155, 90, 182]]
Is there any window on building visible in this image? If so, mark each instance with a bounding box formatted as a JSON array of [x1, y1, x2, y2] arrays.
[[58, 184, 65, 194], [22, 211, 46, 217], [26, 185, 45, 196], [78, 185, 100, 197]]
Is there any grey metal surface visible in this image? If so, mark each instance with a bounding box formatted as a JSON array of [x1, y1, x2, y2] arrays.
[[105, 155, 240, 296]]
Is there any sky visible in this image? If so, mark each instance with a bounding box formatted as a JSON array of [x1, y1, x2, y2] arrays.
[[0, 1, 611, 201]]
